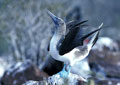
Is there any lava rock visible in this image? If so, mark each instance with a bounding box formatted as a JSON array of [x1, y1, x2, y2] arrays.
[[23, 80, 48, 85], [95, 78, 120, 85], [1, 60, 48, 85], [92, 37, 119, 52], [89, 50, 120, 78]]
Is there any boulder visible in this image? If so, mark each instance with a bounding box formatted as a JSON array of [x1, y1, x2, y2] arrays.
[[1, 60, 48, 85], [89, 50, 120, 78], [95, 78, 120, 85]]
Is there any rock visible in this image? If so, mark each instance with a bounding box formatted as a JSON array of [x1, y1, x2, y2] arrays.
[[23, 73, 86, 85], [89, 50, 120, 66], [1, 60, 48, 85], [92, 37, 119, 52], [23, 80, 48, 85], [23, 80, 40, 85], [89, 50, 120, 78], [95, 78, 120, 85], [47, 73, 86, 85], [82, 78, 120, 85]]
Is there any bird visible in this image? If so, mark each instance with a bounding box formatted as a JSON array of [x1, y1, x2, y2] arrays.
[[47, 10, 103, 78], [42, 15, 88, 76]]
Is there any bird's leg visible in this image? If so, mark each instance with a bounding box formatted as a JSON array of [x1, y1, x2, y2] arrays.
[[48, 64, 72, 84], [67, 65, 72, 73], [58, 64, 72, 78]]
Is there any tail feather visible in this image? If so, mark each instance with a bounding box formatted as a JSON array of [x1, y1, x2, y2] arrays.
[[81, 23, 103, 41], [87, 23, 103, 47]]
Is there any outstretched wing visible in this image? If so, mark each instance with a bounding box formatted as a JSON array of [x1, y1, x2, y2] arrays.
[[48, 20, 87, 52], [59, 20, 88, 55], [66, 20, 88, 34], [59, 24, 102, 55]]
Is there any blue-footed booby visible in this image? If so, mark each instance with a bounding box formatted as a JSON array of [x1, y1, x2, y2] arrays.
[[47, 10, 103, 78]]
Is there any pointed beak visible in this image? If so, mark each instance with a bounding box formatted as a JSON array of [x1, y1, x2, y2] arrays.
[[47, 10, 59, 25]]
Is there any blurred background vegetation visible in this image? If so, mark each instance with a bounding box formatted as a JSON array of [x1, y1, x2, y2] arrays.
[[0, 0, 120, 63]]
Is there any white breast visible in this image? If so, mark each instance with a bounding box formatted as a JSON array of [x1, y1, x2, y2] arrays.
[[62, 48, 78, 65], [49, 34, 69, 63], [62, 47, 90, 66], [49, 35, 59, 60]]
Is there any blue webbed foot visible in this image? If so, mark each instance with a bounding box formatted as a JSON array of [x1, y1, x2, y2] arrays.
[[59, 69, 69, 78], [58, 64, 71, 78]]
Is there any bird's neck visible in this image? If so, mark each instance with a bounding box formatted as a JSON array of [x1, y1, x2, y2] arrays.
[[51, 32, 62, 47], [49, 32, 62, 60], [49, 25, 67, 61]]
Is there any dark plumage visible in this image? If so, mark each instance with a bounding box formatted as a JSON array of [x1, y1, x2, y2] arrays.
[[59, 23, 102, 55], [47, 20, 88, 52]]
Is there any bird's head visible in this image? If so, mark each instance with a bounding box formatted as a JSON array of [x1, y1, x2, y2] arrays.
[[47, 10, 66, 35]]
